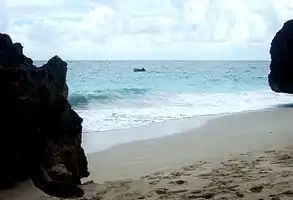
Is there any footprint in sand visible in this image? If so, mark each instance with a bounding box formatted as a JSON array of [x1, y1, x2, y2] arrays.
[[162, 175, 172, 179], [282, 190, 293, 197], [271, 197, 281, 200], [278, 154, 292, 160], [103, 180, 132, 193], [269, 190, 293, 199], [264, 150, 276, 154], [240, 152, 252, 156], [149, 180, 160, 185], [182, 165, 197, 171], [168, 180, 187, 185], [155, 188, 168, 194], [235, 191, 245, 198], [147, 176, 158, 180], [170, 171, 186, 177], [249, 185, 264, 193], [184, 191, 216, 199], [169, 188, 189, 194]]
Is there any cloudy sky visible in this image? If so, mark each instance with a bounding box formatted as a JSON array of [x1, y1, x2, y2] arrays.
[[1, 0, 293, 60]]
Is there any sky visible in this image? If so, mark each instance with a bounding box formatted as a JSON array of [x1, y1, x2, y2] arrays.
[[1, 0, 293, 60]]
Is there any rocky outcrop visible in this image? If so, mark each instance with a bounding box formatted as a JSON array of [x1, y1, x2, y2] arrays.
[[0, 33, 89, 198], [268, 19, 293, 94]]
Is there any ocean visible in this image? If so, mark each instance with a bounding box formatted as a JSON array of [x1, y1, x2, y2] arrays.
[[35, 60, 293, 152], [58, 60, 291, 132]]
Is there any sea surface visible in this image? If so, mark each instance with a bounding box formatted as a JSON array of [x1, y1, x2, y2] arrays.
[[37, 60, 293, 133]]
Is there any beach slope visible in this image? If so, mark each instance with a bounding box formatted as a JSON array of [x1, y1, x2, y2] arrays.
[[2, 107, 293, 200]]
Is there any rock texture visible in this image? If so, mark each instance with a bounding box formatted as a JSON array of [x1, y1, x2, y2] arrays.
[[0, 33, 89, 198], [268, 19, 293, 94]]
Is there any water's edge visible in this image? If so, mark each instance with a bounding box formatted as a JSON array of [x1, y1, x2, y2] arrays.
[[83, 107, 277, 154]]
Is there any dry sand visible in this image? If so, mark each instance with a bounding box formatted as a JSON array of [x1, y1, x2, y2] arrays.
[[2, 107, 293, 200]]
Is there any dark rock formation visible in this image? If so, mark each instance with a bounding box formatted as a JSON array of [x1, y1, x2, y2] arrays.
[[0, 33, 89, 198], [268, 19, 293, 94]]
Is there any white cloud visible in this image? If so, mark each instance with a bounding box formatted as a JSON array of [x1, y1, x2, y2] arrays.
[[2, 0, 293, 60], [0, 0, 8, 32]]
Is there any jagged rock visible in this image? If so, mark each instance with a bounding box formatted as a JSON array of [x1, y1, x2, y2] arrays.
[[0, 33, 89, 198], [42, 56, 69, 98], [268, 19, 293, 94]]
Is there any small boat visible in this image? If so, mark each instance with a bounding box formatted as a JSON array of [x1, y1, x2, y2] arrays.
[[133, 68, 146, 72]]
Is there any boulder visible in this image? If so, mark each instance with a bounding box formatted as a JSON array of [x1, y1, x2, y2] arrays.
[[0, 33, 89, 198], [268, 19, 293, 94]]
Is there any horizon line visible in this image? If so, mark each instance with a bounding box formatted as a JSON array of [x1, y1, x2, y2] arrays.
[[34, 59, 270, 62]]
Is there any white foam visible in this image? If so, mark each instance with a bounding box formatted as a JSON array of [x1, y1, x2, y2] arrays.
[[78, 89, 293, 153], [82, 115, 213, 153], [78, 90, 293, 133]]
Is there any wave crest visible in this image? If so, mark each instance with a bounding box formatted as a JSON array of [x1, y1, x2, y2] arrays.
[[69, 88, 149, 107]]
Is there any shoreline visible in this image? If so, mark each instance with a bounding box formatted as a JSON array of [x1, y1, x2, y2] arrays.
[[83, 106, 285, 154], [86, 107, 293, 183], [83, 106, 278, 133], [82, 113, 215, 154]]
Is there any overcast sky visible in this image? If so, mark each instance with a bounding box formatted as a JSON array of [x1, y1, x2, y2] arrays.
[[1, 0, 293, 60]]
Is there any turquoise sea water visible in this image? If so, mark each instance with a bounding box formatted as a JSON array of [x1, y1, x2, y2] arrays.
[[36, 60, 293, 133]]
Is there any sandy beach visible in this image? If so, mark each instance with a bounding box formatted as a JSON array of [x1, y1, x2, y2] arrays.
[[2, 107, 293, 200]]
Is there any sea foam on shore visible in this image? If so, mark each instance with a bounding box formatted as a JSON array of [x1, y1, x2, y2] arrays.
[[83, 114, 217, 153]]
